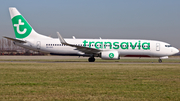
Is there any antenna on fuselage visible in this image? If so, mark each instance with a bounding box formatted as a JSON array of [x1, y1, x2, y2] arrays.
[[72, 36, 76, 39]]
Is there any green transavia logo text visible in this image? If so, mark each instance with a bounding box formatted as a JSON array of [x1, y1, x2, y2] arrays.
[[12, 15, 32, 39], [109, 53, 114, 58], [83, 40, 150, 50]]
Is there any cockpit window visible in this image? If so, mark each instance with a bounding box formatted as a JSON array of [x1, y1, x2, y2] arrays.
[[165, 45, 172, 47]]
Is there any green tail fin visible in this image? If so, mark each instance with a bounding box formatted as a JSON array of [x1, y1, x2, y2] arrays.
[[9, 7, 32, 39]]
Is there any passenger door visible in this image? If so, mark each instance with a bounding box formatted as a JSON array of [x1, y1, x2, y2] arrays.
[[156, 43, 160, 51]]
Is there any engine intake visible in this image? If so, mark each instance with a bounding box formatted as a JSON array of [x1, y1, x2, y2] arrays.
[[101, 50, 120, 60]]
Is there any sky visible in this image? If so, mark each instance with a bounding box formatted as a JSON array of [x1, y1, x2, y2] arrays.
[[1, 0, 180, 48]]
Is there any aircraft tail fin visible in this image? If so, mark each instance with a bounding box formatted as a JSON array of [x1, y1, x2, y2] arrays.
[[9, 7, 50, 39]]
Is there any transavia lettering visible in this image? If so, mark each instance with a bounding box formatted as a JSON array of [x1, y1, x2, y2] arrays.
[[83, 40, 150, 50]]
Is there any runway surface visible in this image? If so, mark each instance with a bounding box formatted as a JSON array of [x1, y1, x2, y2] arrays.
[[0, 56, 180, 64], [0, 55, 180, 59]]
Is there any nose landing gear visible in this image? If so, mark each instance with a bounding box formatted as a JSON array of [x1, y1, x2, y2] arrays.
[[158, 59, 162, 63]]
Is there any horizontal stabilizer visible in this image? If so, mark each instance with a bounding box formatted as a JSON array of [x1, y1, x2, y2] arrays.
[[3, 36, 26, 43]]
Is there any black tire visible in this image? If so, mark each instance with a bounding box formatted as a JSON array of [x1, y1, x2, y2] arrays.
[[158, 59, 162, 63], [88, 57, 95, 62]]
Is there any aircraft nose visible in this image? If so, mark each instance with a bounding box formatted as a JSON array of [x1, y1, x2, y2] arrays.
[[173, 48, 179, 54]]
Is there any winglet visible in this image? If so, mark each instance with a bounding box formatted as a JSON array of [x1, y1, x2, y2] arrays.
[[57, 32, 67, 44]]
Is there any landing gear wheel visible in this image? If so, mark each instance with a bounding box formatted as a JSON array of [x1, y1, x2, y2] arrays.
[[88, 57, 95, 62], [158, 59, 162, 63]]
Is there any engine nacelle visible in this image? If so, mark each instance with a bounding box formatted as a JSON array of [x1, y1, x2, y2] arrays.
[[101, 50, 120, 60]]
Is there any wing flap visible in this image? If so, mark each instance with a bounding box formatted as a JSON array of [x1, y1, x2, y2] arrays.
[[57, 32, 101, 54]]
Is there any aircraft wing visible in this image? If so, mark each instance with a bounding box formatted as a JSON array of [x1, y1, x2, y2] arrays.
[[57, 32, 101, 54], [3, 36, 26, 43]]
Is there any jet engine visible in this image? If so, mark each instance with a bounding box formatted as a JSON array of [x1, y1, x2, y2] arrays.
[[101, 50, 120, 60]]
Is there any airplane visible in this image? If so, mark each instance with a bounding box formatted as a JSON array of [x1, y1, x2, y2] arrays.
[[4, 7, 179, 63]]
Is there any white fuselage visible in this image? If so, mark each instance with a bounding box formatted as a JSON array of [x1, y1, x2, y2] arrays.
[[15, 38, 179, 58]]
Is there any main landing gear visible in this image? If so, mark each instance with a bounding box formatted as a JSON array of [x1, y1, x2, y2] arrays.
[[158, 59, 162, 63], [88, 57, 95, 62]]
